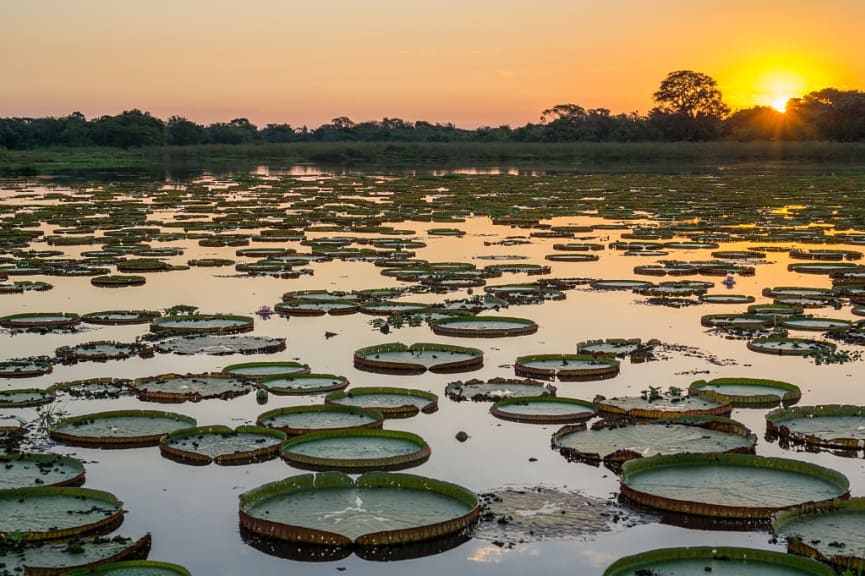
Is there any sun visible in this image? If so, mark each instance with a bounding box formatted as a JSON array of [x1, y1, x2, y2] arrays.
[[769, 95, 792, 113], [754, 70, 807, 113]]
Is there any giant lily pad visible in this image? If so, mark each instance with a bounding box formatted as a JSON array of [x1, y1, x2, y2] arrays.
[[325, 387, 438, 418], [514, 354, 620, 381], [689, 377, 801, 407], [444, 377, 556, 402], [257, 405, 384, 436], [773, 497, 865, 572], [552, 417, 756, 470], [259, 373, 349, 395], [153, 333, 287, 356], [620, 453, 849, 519], [0, 486, 124, 541], [50, 410, 196, 447], [238, 471, 479, 547], [61, 559, 192, 576], [430, 316, 538, 337], [132, 372, 254, 402], [0, 359, 53, 378], [221, 361, 310, 379], [150, 314, 254, 335], [747, 337, 836, 356], [604, 546, 835, 576], [160, 425, 286, 465], [0, 312, 80, 330], [0, 453, 86, 489], [275, 299, 359, 316], [282, 429, 430, 471], [56, 341, 148, 362], [80, 310, 161, 325], [353, 343, 483, 374], [0, 533, 151, 575], [0, 387, 55, 407], [766, 405, 865, 451], [781, 316, 852, 331], [594, 393, 731, 419], [490, 396, 595, 424]]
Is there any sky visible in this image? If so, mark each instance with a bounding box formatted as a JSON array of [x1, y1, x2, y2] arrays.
[[1, 0, 863, 128]]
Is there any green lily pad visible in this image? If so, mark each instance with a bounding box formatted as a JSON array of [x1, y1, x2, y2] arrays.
[[282, 429, 430, 471], [160, 425, 286, 465], [257, 405, 384, 436], [0, 453, 86, 489], [0, 486, 124, 541], [325, 387, 438, 418], [50, 410, 196, 447]]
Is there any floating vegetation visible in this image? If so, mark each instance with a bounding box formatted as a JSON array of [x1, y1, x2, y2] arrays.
[[353, 342, 483, 374], [238, 471, 479, 546], [701, 313, 773, 329], [748, 303, 804, 317], [620, 453, 849, 520], [0, 453, 86, 489], [699, 293, 756, 304], [281, 429, 430, 472], [90, 274, 146, 287], [160, 425, 286, 465], [81, 309, 161, 325], [221, 361, 310, 379], [153, 334, 286, 355], [773, 497, 865, 572], [475, 486, 650, 545], [553, 416, 756, 471], [325, 387, 438, 418], [0, 312, 80, 330], [514, 354, 620, 381], [56, 340, 148, 362], [0, 280, 53, 294], [589, 279, 654, 291], [275, 299, 359, 316], [782, 316, 852, 332], [576, 338, 646, 358], [0, 387, 55, 408], [603, 546, 835, 576], [766, 405, 865, 451], [595, 389, 732, 419], [747, 336, 836, 356], [444, 377, 556, 402], [150, 314, 254, 335], [490, 396, 595, 424], [0, 486, 124, 541], [0, 358, 53, 378], [49, 378, 134, 400], [430, 314, 540, 338], [50, 410, 196, 447], [61, 559, 192, 576], [0, 533, 152, 575], [788, 262, 860, 275], [259, 373, 349, 395], [689, 377, 802, 407], [132, 372, 254, 402], [257, 405, 384, 436]]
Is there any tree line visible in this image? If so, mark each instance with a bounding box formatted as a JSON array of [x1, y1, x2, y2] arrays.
[[1, 71, 864, 150]]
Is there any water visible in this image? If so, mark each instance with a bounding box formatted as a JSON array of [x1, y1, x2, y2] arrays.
[[2, 169, 865, 574]]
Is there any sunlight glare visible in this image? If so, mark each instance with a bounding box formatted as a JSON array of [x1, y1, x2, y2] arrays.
[[770, 95, 791, 112]]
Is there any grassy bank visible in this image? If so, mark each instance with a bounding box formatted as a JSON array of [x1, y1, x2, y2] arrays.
[[2, 141, 865, 176]]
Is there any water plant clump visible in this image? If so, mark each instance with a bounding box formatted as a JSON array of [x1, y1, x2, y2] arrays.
[[445, 377, 556, 402], [131, 372, 255, 402]]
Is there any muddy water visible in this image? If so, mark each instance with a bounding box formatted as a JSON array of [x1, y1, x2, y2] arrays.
[[2, 171, 865, 575]]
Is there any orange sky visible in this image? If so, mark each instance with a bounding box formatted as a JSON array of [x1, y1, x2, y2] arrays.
[[1, 0, 862, 128]]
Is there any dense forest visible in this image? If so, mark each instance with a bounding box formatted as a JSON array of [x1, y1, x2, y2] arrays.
[[2, 71, 864, 150]]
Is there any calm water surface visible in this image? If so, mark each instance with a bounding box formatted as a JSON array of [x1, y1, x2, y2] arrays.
[[1, 169, 865, 575]]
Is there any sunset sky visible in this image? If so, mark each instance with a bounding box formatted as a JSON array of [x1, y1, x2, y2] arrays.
[[2, 0, 862, 128]]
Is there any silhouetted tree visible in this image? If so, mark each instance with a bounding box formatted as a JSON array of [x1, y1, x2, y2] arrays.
[[91, 109, 165, 148], [166, 116, 208, 145], [650, 70, 729, 140], [725, 106, 787, 140], [786, 89, 865, 141], [260, 123, 300, 143]]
